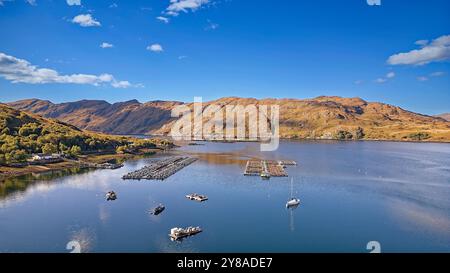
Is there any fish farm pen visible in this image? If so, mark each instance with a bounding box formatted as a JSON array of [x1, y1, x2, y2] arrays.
[[243, 160, 297, 177], [122, 156, 197, 180]]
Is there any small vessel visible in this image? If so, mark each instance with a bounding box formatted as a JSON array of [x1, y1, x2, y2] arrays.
[[150, 204, 165, 215], [286, 178, 300, 208], [185, 193, 208, 202], [286, 198, 300, 208], [260, 172, 271, 180], [169, 226, 202, 241], [106, 191, 117, 201]]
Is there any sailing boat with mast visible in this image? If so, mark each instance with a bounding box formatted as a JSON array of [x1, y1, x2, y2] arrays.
[[286, 177, 300, 208]]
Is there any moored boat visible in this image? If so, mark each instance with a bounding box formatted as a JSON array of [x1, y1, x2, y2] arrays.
[[106, 191, 117, 201], [150, 204, 165, 215], [185, 193, 208, 202], [169, 226, 202, 240]]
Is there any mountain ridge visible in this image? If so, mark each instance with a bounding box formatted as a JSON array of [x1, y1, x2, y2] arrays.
[[435, 113, 450, 121], [7, 96, 450, 142]]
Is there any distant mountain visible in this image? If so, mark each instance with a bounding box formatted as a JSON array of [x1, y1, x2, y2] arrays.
[[7, 96, 450, 142], [435, 113, 450, 122], [8, 99, 183, 135]]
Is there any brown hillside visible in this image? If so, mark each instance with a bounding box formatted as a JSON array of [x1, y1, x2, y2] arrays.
[[7, 97, 450, 142]]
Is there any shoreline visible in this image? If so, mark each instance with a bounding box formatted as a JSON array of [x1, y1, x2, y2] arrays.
[[173, 137, 450, 144], [0, 150, 160, 182], [1, 138, 449, 181]]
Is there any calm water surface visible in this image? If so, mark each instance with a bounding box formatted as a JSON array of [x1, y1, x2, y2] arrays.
[[0, 141, 449, 252]]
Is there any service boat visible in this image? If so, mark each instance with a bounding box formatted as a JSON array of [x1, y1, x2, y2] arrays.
[[106, 191, 117, 201], [169, 226, 202, 241], [185, 193, 208, 202], [150, 204, 165, 215], [286, 198, 300, 208], [260, 172, 271, 180]]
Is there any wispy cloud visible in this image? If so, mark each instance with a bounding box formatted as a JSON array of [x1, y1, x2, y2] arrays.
[[100, 42, 113, 48], [178, 55, 188, 60], [417, 76, 428, 82], [0, 0, 36, 5], [0, 0, 13, 6], [156, 16, 169, 24], [205, 19, 219, 31], [375, 72, 395, 84], [430, 71, 445, 77], [147, 44, 163, 53], [388, 34, 450, 66], [0, 52, 138, 88], [109, 3, 117, 8], [164, 0, 210, 17], [66, 0, 81, 6], [414, 40, 429, 47], [417, 71, 446, 82], [72, 14, 101, 27]]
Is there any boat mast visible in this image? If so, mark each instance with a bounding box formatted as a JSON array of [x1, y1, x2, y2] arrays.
[[290, 177, 294, 198]]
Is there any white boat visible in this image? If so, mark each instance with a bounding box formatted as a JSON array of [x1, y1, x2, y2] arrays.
[[185, 193, 208, 202], [286, 178, 300, 208], [169, 226, 202, 240], [106, 191, 117, 201], [286, 198, 300, 208]]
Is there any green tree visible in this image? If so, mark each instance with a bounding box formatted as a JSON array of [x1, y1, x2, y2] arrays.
[[59, 143, 69, 153], [0, 154, 6, 165], [116, 145, 126, 154], [355, 127, 365, 140], [335, 130, 353, 140], [69, 145, 82, 156], [408, 132, 430, 141], [8, 150, 28, 163], [42, 143, 58, 154]]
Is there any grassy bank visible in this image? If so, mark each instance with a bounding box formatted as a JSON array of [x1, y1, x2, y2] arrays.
[[0, 149, 160, 182]]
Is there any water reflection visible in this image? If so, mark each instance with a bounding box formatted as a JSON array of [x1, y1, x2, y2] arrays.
[[0, 168, 92, 201], [0, 141, 449, 252]]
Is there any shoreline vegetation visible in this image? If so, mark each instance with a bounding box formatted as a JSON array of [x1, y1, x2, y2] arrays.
[[0, 104, 174, 181], [1, 97, 450, 181]]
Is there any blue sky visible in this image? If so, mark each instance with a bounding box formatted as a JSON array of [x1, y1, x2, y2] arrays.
[[0, 0, 449, 114]]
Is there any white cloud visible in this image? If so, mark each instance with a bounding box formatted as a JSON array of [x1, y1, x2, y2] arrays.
[[417, 76, 428, 82], [100, 42, 113, 48], [156, 16, 169, 23], [375, 72, 395, 84], [415, 40, 429, 47], [0, 0, 35, 6], [109, 3, 117, 8], [178, 55, 188, 60], [72, 14, 101, 27], [354, 80, 363, 85], [0, 0, 12, 6], [111, 80, 131, 88], [147, 44, 163, 53], [417, 71, 446, 82], [165, 0, 210, 16], [205, 19, 219, 31], [388, 34, 450, 66], [430, 71, 445, 77], [66, 0, 81, 6], [0, 52, 137, 88]]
